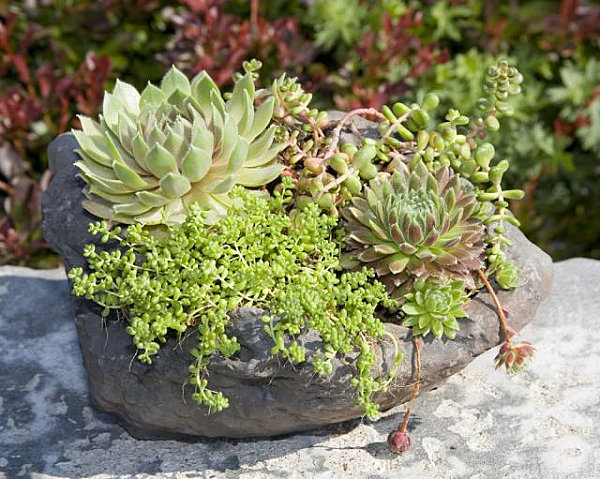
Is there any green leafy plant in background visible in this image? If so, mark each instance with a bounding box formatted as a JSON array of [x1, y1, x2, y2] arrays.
[[0, 9, 112, 266], [549, 59, 600, 155]]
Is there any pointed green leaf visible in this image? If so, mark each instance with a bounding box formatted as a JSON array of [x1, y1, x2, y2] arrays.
[[247, 125, 276, 161], [103, 131, 124, 164], [148, 125, 166, 148], [401, 304, 421, 315], [432, 321, 443, 338], [113, 79, 140, 116], [104, 129, 143, 174], [82, 199, 113, 220], [78, 116, 103, 137], [191, 71, 221, 118], [211, 104, 225, 146], [227, 137, 249, 173], [167, 88, 189, 110], [72, 130, 112, 166], [348, 206, 371, 227], [163, 127, 185, 158], [246, 97, 275, 141], [207, 175, 238, 194], [102, 92, 124, 132], [161, 66, 191, 98], [113, 202, 154, 215], [146, 144, 178, 178], [181, 146, 212, 181], [245, 142, 284, 168], [163, 198, 187, 225], [112, 161, 150, 189], [373, 243, 399, 255], [191, 130, 214, 159], [133, 206, 164, 225], [210, 89, 226, 121], [140, 83, 166, 110], [348, 231, 377, 245], [388, 256, 409, 274], [160, 172, 191, 198], [75, 159, 118, 181], [80, 173, 137, 194], [445, 319, 461, 331], [237, 90, 254, 138], [136, 190, 169, 207], [132, 133, 150, 170], [237, 164, 284, 187], [88, 185, 137, 204], [117, 113, 136, 154], [215, 114, 239, 164], [227, 73, 255, 123], [402, 316, 418, 327], [368, 219, 389, 241]]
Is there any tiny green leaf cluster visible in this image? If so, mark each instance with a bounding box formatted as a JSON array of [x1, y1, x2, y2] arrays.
[[69, 178, 400, 416]]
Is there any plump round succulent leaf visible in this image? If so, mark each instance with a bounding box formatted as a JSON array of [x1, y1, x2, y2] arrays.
[[342, 161, 485, 295], [73, 66, 285, 225]]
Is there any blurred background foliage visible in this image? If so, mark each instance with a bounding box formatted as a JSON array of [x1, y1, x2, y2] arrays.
[[0, 0, 598, 266]]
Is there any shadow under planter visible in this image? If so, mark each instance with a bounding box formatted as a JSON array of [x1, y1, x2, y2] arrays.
[[42, 132, 554, 439]]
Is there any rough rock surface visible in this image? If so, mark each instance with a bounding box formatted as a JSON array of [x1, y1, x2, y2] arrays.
[[40, 133, 553, 439], [2, 259, 598, 478]]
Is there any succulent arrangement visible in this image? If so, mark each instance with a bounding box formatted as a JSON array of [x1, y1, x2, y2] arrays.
[[69, 59, 535, 452]]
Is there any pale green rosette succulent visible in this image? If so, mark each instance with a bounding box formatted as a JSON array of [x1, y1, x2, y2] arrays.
[[72, 66, 285, 225]]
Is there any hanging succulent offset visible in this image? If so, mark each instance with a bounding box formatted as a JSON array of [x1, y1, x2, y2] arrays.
[[72, 67, 285, 225], [341, 162, 485, 296]]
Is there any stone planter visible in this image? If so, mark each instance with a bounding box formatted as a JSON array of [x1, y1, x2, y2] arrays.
[[42, 129, 553, 439]]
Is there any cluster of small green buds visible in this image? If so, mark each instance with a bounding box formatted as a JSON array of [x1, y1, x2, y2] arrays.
[[297, 140, 380, 212], [271, 74, 327, 127], [277, 127, 307, 165], [378, 93, 439, 144], [469, 139, 524, 289], [339, 141, 379, 181], [477, 58, 523, 122], [495, 260, 521, 289], [226, 59, 262, 98], [235, 58, 263, 82], [485, 245, 521, 289], [427, 108, 472, 171]]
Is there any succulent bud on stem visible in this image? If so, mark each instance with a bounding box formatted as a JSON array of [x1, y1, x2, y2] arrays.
[[388, 336, 421, 454], [477, 269, 536, 373]]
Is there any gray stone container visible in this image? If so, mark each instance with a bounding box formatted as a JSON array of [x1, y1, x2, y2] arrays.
[[41, 130, 553, 439]]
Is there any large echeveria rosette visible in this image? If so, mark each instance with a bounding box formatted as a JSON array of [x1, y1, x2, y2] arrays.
[[341, 162, 485, 296], [72, 67, 285, 225]]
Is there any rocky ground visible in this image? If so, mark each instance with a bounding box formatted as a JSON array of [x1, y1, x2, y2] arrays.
[[1, 258, 599, 479]]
